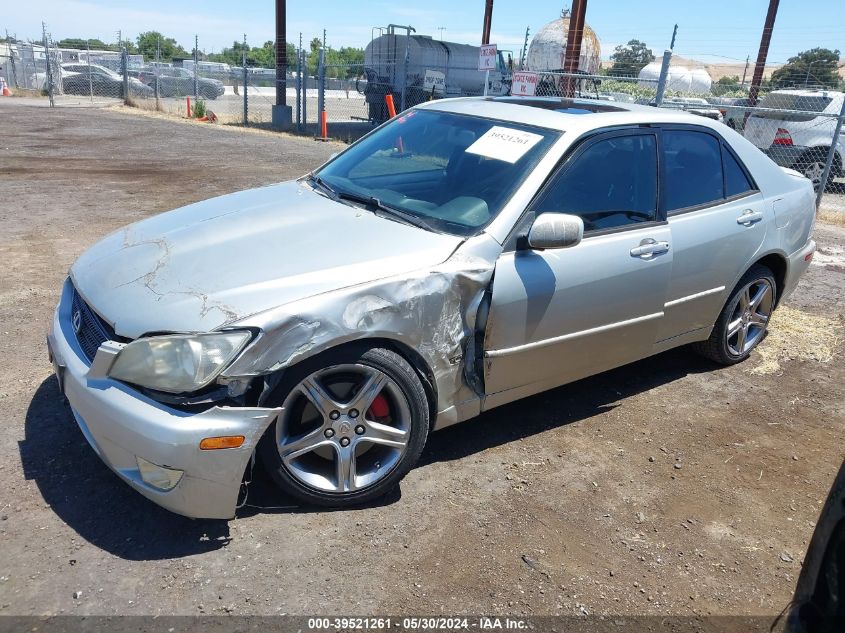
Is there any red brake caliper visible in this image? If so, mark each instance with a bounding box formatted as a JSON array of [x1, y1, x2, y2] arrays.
[[367, 394, 390, 420]]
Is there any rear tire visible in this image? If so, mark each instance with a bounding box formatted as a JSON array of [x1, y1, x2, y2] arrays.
[[795, 148, 830, 192], [258, 345, 430, 508], [692, 264, 776, 365]]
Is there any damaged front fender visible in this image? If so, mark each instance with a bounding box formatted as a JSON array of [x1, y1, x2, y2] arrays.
[[224, 233, 502, 429]]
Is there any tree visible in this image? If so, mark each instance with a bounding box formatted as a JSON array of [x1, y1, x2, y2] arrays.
[[135, 31, 189, 62], [712, 74, 742, 96], [770, 48, 841, 89], [206, 40, 298, 68], [56, 37, 114, 51], [307, 37, 322, 75], [608, 39, 654, 78]]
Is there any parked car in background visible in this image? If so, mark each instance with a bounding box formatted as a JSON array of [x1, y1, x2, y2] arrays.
[[660, 96, 723, 121], [137, 66, 225, 100], [49, 98, 816, 518], [61, 63, 153, 98], [744, 89, 845, 190], [722, 97, 752, 131]]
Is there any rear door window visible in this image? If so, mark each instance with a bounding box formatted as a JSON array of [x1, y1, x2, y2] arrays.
[[662, 130, 724, 213]]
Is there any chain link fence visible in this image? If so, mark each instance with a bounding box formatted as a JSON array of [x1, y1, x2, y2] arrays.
[[2, 33, 843, 203]]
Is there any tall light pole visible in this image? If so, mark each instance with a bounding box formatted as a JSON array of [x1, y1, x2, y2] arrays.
[[272, 0, 292, 128]]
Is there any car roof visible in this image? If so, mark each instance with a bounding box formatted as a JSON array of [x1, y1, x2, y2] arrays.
[[765, 88, 844, 98], [419, 96, 723, 134]]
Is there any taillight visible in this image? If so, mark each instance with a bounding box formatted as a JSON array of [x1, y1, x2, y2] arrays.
[[773, 128, 793, 146]]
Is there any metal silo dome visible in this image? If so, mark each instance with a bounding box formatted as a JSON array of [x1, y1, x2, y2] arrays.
[[526, 13, 602, 74]]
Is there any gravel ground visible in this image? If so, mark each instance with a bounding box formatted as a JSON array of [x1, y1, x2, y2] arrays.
[[0, 100, 843, 618]]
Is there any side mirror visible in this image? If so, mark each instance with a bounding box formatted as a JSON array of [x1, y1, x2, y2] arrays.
[[527, 213, 584, 250]]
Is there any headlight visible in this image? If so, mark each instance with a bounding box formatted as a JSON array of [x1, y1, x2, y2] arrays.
[[108, 331, 251, 393]]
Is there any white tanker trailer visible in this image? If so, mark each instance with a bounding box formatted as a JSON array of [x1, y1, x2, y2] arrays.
[[361, 25, 513, 123]]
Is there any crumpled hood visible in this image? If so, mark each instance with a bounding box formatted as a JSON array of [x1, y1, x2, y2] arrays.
[[71, 181, 463, 339]]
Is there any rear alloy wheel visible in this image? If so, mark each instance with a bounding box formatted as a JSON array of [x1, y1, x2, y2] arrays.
[[802, 160, 826, 190], [693, 264, 776, 365], [259, 346, 429, 507]]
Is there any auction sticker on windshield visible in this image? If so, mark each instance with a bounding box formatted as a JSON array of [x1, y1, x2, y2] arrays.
[[465, 126, 544, 163]]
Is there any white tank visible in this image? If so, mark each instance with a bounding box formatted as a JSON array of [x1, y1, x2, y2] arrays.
[[364, 34, 497, 96], [526, 15, 601, 74], [638, 63, 713, 93]]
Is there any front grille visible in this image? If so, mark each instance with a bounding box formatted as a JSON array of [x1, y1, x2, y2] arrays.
[[70, 285, 119, 362]]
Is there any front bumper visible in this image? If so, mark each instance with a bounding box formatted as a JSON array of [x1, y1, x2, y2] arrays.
[[47, 279, 280, 519]]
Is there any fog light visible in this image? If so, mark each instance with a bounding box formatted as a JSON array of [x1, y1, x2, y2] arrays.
[[136, 456, 184, 491]]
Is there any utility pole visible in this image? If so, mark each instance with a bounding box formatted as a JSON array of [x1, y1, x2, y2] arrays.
[[748, 0, 779, 107], [562, 0, 588, 98], [437, 27, 446, 41], [741, 54, 750, 87], [272, 0, 292, 128], [481, 0, 494, 45]]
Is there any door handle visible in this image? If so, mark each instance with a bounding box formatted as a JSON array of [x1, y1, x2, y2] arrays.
[[736, 210, 764, 226], [630, 239, 670, 258]]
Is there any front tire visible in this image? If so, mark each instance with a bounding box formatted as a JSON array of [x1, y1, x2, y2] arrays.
[[258, 345, 430, 507], [693, 264, 776, 365]]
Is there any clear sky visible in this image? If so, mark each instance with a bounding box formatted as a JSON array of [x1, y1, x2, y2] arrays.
[[6, 0, 844, 65]]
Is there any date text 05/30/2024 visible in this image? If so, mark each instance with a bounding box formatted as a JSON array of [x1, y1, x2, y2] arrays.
[[307, 617, 529, 630]]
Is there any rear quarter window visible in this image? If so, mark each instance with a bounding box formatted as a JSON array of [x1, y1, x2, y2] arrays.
[[722, 145, 756, 198]]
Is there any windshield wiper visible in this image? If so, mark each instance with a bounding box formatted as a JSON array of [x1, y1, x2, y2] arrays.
[[335, 190, 440, 233], [306, 173, 339, 200]]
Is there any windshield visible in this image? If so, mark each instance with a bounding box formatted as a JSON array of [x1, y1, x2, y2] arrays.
[[315, 109, 559, 236]]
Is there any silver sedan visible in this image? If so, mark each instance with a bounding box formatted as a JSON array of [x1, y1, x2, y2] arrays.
[[48, 97, 817, 518]]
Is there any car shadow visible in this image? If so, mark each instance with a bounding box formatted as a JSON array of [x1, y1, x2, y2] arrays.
[[21, 377, 232, 561], [421, 347, 717, 466], [21, 347, 716, 559]]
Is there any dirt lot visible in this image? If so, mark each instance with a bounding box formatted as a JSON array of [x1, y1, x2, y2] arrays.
[[0, 100, 843, 619]]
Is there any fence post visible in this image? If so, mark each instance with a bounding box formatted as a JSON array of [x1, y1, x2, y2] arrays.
[[295, 47, 302, 130], [400, 34, 410, 111], [316, 47, 325, 138], [7, 32, 19, 89], [154, 37, 160, 107], [121, 46, 129, 105], [87, 40, 93, 102], [242, 46, 248, 126], [193, 34, 199, 101], [42, 24, 54, 107], [816, 97, 845, 208], [301, 50, 307, 131], [654, 49, 672, 106]]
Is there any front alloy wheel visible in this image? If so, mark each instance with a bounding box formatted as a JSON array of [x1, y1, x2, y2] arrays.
[[259, 346, 429, 507]]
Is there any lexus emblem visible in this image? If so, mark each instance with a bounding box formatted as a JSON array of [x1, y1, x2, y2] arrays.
[[72, 309, 82, 334]]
